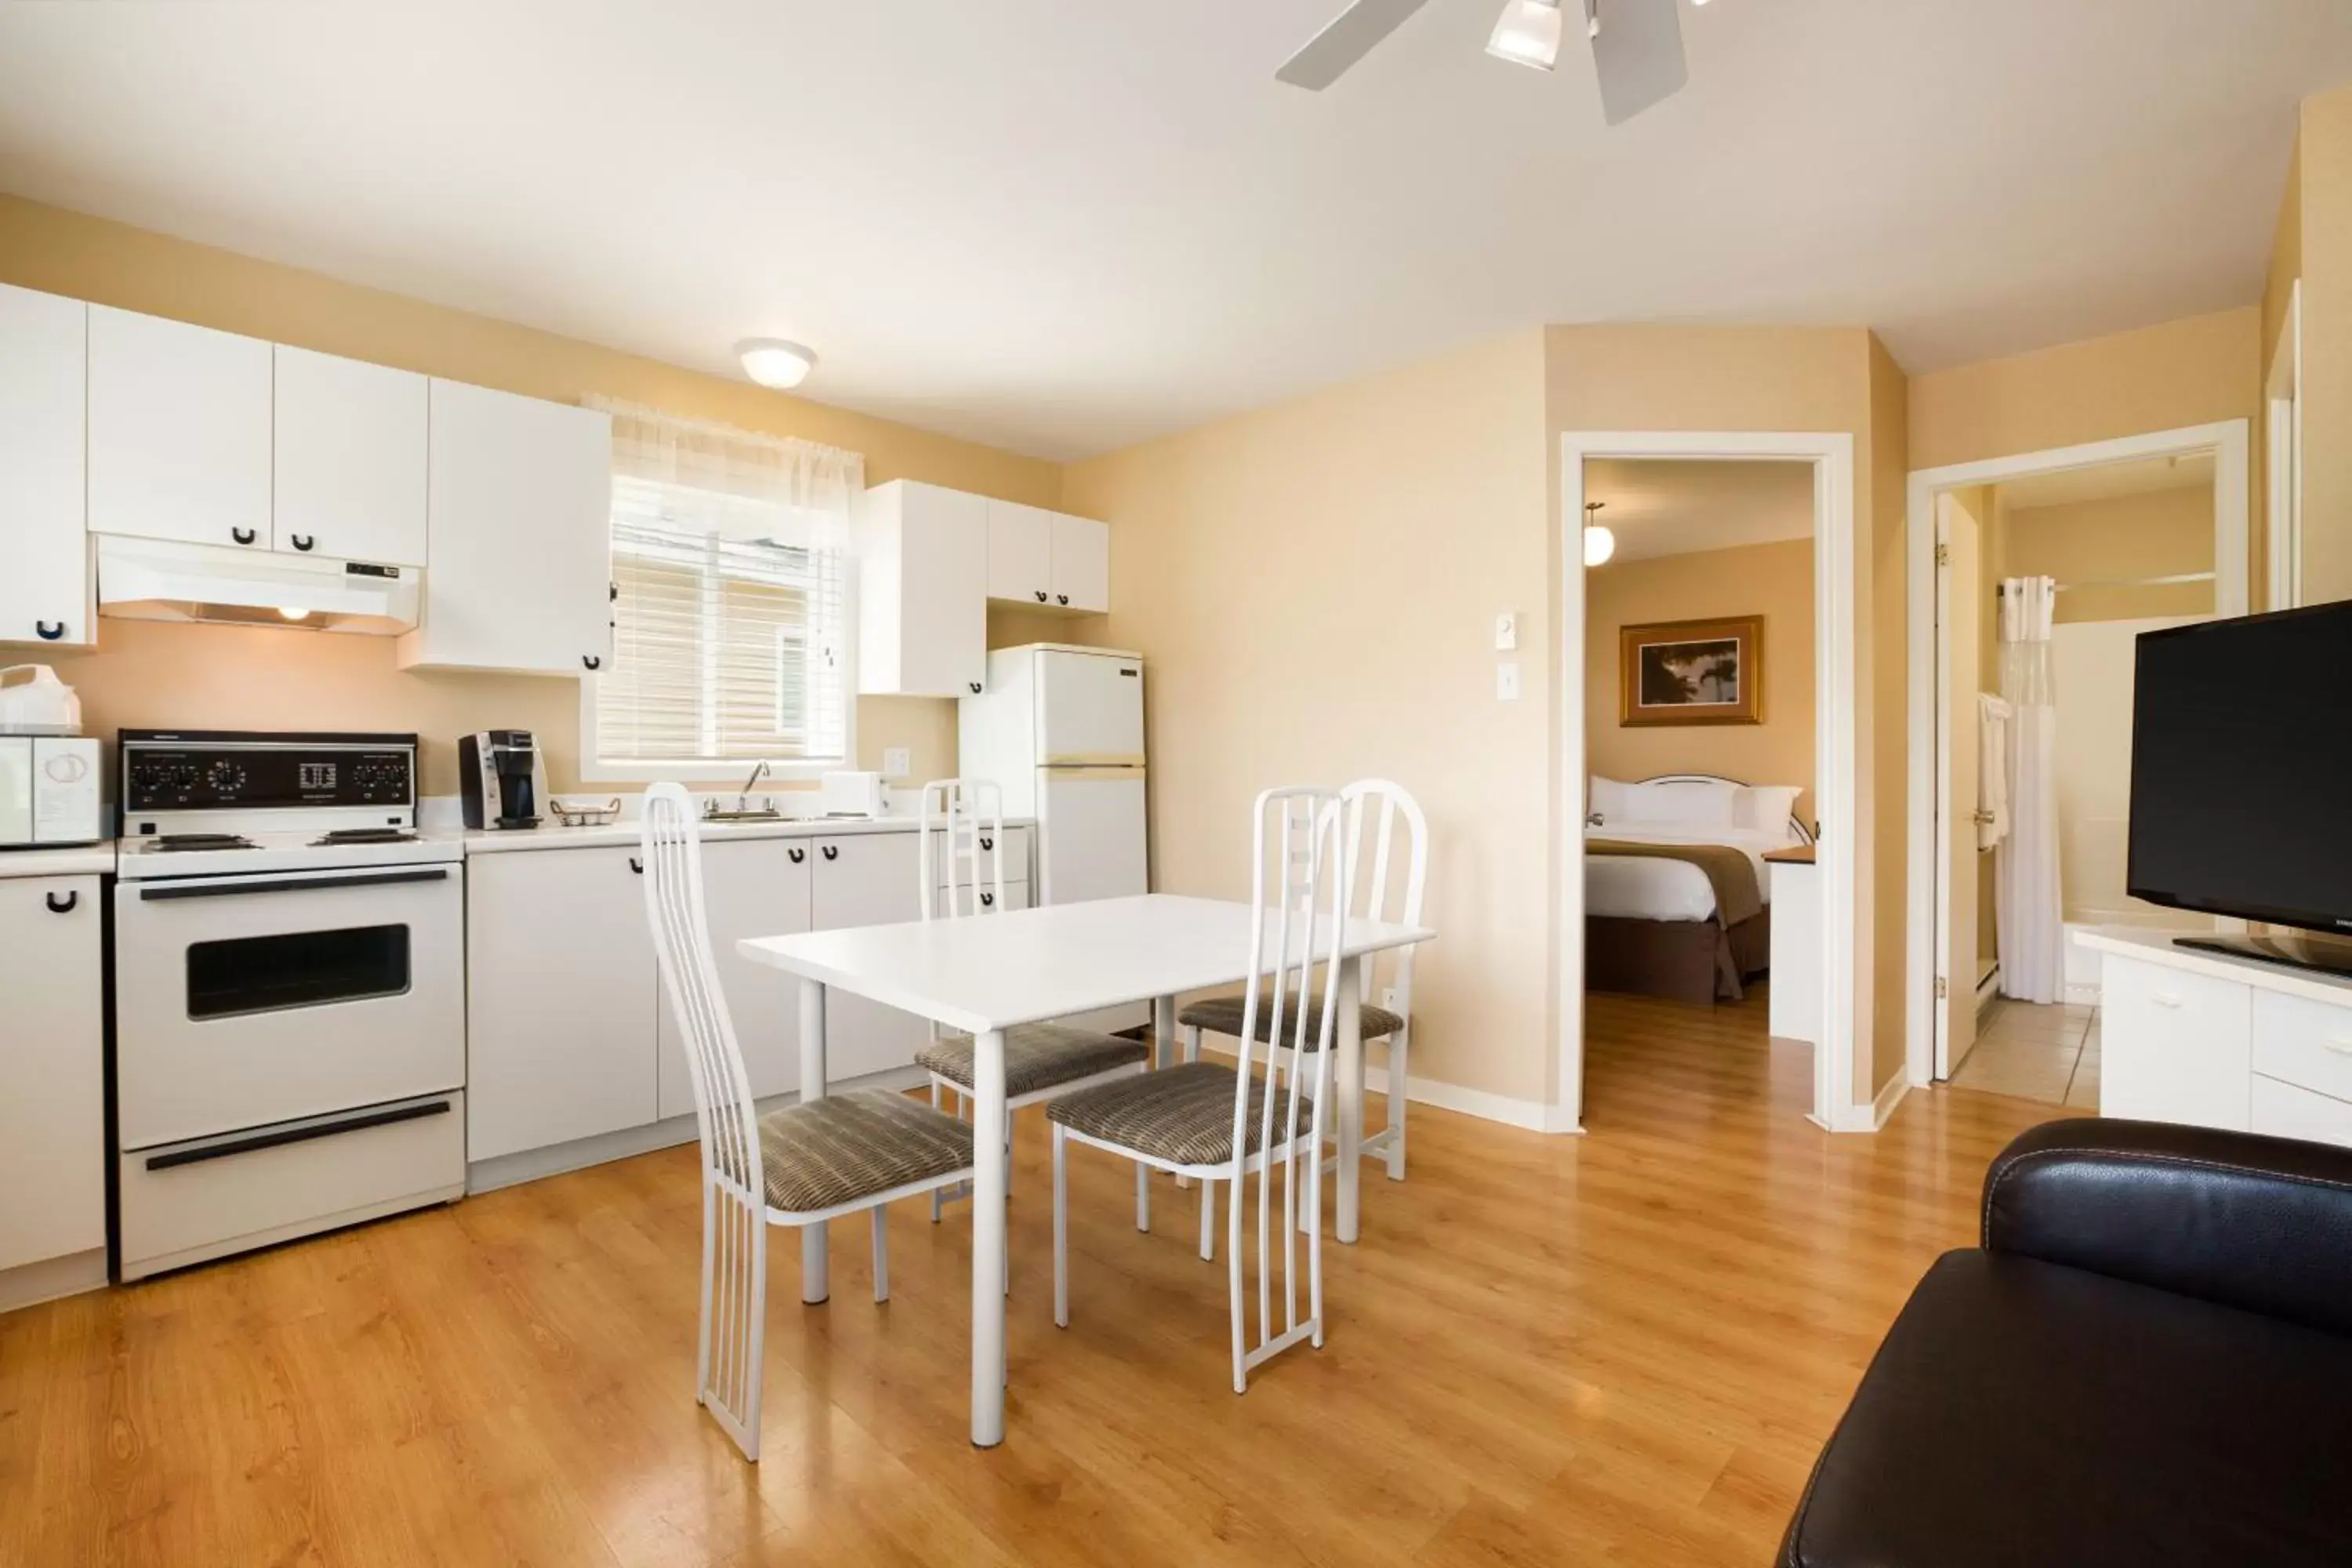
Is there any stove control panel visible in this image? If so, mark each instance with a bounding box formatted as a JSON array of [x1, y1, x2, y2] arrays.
[[121, 731, 419, 814]]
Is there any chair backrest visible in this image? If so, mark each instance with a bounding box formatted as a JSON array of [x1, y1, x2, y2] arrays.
[[1230, 786, 1350, 1352], [1338, 779, 1428, 1025], [917, 779, 1006, 923], [640, 783, 763, 1206]]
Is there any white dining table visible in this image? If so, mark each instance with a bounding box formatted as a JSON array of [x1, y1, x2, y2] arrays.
[[737, 891, 1435, 1447]]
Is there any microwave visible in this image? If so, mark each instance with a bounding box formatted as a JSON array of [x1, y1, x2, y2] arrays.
[[0, 736, 103, 848]]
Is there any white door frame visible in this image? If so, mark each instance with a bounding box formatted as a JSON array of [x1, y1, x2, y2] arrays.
[[2267, 280, 2303, 613], [1555, 431, 1860, 1135], [1903, 419, 2251, 1087]]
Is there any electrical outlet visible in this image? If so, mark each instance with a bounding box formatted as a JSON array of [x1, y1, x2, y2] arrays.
[[882, 747, 911, 779], [1381, 987, 1401, 1014]]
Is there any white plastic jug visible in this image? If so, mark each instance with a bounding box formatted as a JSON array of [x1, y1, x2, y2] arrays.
[[0, 664, 82, 735]]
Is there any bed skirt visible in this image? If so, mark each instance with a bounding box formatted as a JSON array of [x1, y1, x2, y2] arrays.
[[1586, 909, 1772, 1007]]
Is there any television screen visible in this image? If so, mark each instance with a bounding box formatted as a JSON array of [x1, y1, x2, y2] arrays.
[[2128, 601, 2352, 935]]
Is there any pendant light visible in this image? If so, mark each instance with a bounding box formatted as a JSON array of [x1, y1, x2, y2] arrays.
[[1485, 0, 1565, 71], [1583, 501, 1616, 567]]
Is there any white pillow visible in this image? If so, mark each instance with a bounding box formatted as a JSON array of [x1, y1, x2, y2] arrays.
[[1630, 779, 1738, 829], [1736, 785, 1804, 838], [1588, 775, 1638, 824]]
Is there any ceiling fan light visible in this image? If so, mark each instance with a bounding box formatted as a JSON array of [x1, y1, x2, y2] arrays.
[[1486, 0, 1563, 71], [736, 339, 817, 390]]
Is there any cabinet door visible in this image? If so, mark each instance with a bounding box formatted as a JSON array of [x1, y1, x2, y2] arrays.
[[274, 345, 428, 565], [658, 837, 813, 1119], [401, 379, 612, 675], [0, 285, 89, 647], [0, 875, 105, 1272], [810, 832, 931, 1083], [1049, 512, 1111, 612], [88, 305, 273, 550], [466, 848, 658, 1161], [986, 499, 1054, 605], [2100, 955, 2251, 1130]]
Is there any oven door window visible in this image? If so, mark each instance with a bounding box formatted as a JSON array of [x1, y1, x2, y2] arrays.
[[186, 925, 412, 1019]]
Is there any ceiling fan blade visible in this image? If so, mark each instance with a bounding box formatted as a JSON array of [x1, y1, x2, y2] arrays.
[[1592, 0, 1688, 125], [1275, 0, 1434, 90]]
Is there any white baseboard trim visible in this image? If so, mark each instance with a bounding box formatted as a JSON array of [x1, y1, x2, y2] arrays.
[[0, 1247, 107, 1316], [1361, 1063, 1555, 1132], [2063, 980, 2102, 1007]]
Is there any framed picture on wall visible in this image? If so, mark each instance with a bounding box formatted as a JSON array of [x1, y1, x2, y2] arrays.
[[1619, 615, 1764, 727]]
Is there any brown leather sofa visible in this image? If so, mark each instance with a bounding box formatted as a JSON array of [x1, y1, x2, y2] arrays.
[[1778, 1118, 2352, 1566]]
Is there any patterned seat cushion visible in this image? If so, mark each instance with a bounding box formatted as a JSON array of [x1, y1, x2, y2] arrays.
[[1047, 1061, 1315, 1167], [916, 1022, 1150, 1098], [1177, 991, 1404, 1047], [757, 1089, 974, 1214]]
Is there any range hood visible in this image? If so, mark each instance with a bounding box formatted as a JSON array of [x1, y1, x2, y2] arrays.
[[97, 535, 419, 635]]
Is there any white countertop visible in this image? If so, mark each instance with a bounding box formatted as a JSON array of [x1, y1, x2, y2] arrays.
[[0, 841, 115, 879], [460, 814, 1033, 854], [2075, 926, 2352, 1007]]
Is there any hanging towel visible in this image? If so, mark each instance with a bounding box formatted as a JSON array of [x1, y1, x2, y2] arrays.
[[1976, 691, 2013, 850]]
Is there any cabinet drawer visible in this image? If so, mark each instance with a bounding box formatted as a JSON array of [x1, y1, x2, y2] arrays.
[[2099, 955, 2251, 1130], [924, 824, 1033, 890], [2251, 989, 2352, 1104], [2250, 1074, 2352, 1151]]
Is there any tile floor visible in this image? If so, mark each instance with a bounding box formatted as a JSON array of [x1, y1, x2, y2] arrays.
[[1949, 998, 2100, 1108]]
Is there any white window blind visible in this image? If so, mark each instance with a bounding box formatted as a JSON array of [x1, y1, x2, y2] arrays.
[[590, 403, 862, 768]]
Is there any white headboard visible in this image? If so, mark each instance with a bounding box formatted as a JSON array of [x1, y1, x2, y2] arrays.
[[1634, 773, 1815, 845]]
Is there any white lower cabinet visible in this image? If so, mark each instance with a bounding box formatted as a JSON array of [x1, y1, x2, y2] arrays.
[[466, 847, 658, 1161], [658, 838, 812, 1120], [2100, 956, 2252, 1130], [810, 833, 931, 1082], [0, 876, 105, 1276]]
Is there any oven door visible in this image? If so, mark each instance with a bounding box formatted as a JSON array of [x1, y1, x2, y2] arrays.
[[114, 863, 466, 1150]]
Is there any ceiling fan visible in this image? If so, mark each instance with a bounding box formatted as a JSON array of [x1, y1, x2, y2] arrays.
[[1276, 0, 1701, 125]]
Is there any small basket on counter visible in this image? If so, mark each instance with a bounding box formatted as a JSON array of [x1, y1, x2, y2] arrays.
[[548, 797, 623, 828]]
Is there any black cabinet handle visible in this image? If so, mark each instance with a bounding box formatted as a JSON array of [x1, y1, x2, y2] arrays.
[[583, 655, 602, 671], [788, 847, 806, 865], [980, 891, 995, 908], [629, 855, 644, 874], [609, 582, 619, 603], [291, 534, 316, 552], [231, 527, 256, 546], [979, 835, 993, 851], [1057, 594, 1069, 605], [968, 681, 982, 694], [1034, 590, 1047, 603], [821, 844, 839, 862], [34, 620, 64, 641], [45, 890, 78, 913]]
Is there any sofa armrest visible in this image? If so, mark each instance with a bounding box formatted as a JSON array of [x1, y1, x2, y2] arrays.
[[1982, 1118, 2352, 1339]]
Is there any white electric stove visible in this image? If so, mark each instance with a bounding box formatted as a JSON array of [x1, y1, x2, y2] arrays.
[[112, 730, 466, 1282]]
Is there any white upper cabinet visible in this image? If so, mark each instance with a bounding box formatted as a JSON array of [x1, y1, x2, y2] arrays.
[[1050, 512, 1110, 612], [400, 379, 612, 676], [984, 499, 1109, 614], [272, 345, 428, 566], [985, 499, 1054, 606], [858, 480, 989, 697], [0, 285, 90, 648], [88, 305, 274, 551]]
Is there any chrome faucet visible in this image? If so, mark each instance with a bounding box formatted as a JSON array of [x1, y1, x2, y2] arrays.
[[737, 758, 772, 814]]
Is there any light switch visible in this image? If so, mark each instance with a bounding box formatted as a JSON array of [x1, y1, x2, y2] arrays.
[[1494, 612, 1518, 652], [882, 747, 911, 779], [1496, 661, 1521, 702]]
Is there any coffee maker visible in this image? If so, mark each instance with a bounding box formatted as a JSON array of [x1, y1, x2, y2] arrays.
[[459, 731, 549, 829]]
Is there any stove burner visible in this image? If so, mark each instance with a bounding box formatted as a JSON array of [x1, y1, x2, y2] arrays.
[[310, 828, 419, 846], [148, 833, 257, 852]]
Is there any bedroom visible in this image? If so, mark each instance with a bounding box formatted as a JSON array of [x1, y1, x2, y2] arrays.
[[1579, 457, 1820, 1107]]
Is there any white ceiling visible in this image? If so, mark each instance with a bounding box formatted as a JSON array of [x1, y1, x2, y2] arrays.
[[1995, 452, 2215, 510], [1584, 458, 1813, 562], [1, 2, 2346, 460]]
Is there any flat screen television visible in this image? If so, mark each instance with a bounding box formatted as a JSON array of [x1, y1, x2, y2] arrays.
[[2129, 599, 2352, 975]]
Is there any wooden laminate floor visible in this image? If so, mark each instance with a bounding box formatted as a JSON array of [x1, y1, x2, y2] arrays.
[[2, 994, 2068, 1566]]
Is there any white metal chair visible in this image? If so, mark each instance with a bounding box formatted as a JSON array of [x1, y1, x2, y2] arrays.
[[1181, 779, 1427, 1259], [639, 782, 976, 1462], [1048, 786, 1350, 1392], [912, 779, 1151, 1222]]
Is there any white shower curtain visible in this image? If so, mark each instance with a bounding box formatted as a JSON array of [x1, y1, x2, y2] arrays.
[[1996, 576, 2065, 1003]]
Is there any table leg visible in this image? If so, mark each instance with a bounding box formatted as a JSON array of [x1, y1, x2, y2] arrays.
[[971, 1027, 1008, 1447], [1335, 956, 1363, 1245], [798, 978, 829, 1305], [1153, 994, 1176, 1069]]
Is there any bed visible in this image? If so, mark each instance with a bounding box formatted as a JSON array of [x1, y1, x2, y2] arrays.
[[1584, 773, 1812, 1007]]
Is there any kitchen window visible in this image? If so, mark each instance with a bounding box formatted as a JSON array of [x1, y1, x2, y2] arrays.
[[582, 403, 862, 781]]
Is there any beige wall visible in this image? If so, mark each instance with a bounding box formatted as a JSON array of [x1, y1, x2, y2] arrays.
[[1064, 331, 1555, 1102], [1584, 539, 1815, 821], [2295, 88, 2352, 604], [0, 194, 1064, 795], [1996, 485, 2216, 623]]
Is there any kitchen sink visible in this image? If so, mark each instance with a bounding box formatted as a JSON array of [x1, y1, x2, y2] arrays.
[[702, 808, 784, 822]]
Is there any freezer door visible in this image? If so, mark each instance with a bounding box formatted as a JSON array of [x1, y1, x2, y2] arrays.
[[1036, 768, 1147, 906], [1036, 649, 1144, 764]]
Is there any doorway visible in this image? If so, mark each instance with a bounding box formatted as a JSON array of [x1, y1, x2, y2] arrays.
[[1904, 421, 2251, 1094], [1557, 432, 1860, 1135]]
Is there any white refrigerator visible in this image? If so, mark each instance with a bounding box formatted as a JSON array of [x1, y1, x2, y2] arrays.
[[960, 644, 1149, 1027]]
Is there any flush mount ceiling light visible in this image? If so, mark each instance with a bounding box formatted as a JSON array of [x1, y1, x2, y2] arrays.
[[1486, 0, 1564, 71], [1583, 501, 1616, 567], [736, 339, 817, 390]]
